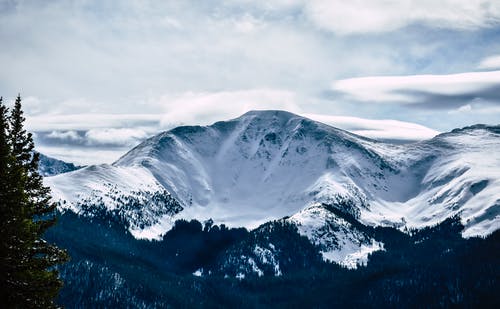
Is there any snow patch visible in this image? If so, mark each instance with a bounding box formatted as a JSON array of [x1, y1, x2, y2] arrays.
[[247, 258, 264, 277], [289, 203, 383, 269], [193, 269, 203, 277], [254, 245, 282, 276], [322, 240, 383, 269], [236, 273, 245, 280]]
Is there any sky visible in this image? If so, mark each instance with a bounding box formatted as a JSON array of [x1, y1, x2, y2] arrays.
[[1, 0, 500, 165]]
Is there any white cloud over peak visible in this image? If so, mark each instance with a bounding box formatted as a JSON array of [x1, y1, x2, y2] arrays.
[[159, 89, 300, 127], [332, 70, 500, 106], [303, 114, 439, 141], [158, 89, 439, 141]]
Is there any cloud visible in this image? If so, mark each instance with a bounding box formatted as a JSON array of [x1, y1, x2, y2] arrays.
[[85, 128, 148, 147], [158, 90, 439, 142], [26, 113, 161, 131], [303, 113, 439, 141], [31, 88, 441, 165], [0, 0, 340, 105], [232, 13, 266, 33], [35, 145, 129, 166], [35, 112, 441, 165], [1, 1, 497, 164], [34, 128, 150, 165], [303, 0, 500, 34], [229, 1, 500, 34], [37, 128, 149, 149], [4, 0, 497, 113], [478, 54, 500, 69], [332, 70, 500, 108], [159, 89, 300, 127], [453, 104, 473, 113], [448, 103, 500, 115], [158, 89, 439, 141], [46, 130, 82, 142]]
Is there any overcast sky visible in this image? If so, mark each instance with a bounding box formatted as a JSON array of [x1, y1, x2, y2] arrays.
[[1, 0, 500, 165]]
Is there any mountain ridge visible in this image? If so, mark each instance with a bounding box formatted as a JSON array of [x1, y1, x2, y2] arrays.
[[38, 153, 83, 176], [45, 110, 500, 266]]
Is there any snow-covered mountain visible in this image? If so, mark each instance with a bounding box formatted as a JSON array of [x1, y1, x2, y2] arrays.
[[45, 111, 500, 267], [38, 153, 82, 176]]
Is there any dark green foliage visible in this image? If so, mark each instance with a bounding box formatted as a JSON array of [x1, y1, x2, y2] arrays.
[[46, 212, 249, 276], [44, 212, 251, 307], [214, 220, 324, 277], [0, 95, 69, 308], [160, 219, 248, 272], [45, 207, 499, 308]]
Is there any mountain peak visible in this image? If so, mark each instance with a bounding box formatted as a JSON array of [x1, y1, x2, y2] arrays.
[[46, 112, 500, 243], [239, 109, 301, 119], [449, 124, 500, 135]]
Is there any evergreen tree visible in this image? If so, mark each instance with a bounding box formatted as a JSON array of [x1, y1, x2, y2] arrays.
[[0, 96, 18, 304], [0, 95, 69, 307]]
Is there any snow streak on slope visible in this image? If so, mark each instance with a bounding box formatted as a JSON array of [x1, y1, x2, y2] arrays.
[[46, 111, 500, 248]]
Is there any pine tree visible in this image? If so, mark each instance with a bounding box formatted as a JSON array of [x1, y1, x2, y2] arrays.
[[0, 96, 19, 304], [0, 95, 69, 307]]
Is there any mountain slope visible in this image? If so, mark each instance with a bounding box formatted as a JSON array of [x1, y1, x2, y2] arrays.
[[38, 153, 82, 176], [362, 125, 500, 238], [112, 110, 393, 228], [45, 111, 500, 266]]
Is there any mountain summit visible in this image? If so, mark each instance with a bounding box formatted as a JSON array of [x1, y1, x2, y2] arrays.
[[45, 111, 500, 265]]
